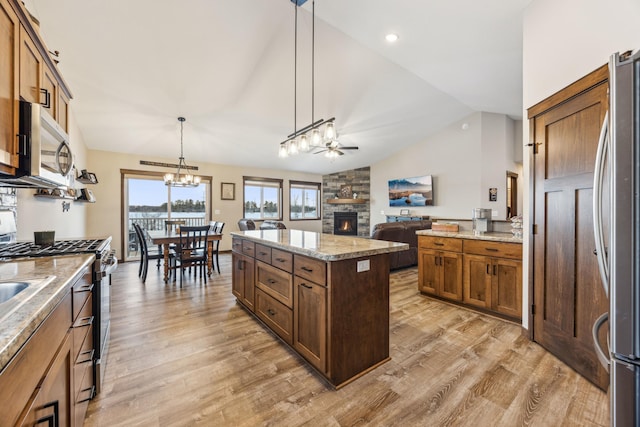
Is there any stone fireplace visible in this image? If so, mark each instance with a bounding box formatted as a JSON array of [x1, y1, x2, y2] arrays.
[[322, 167, 370, 238], [334, 212, 358, 236]]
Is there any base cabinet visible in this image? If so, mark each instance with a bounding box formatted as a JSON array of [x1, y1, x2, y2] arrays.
[[293, 276, 327, 373], [419, 235, 523, 321], [232, 251, 255, 312]]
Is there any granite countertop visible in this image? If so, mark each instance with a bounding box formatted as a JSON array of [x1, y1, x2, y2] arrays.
[[0, 254, 95, 373], [416, 229, 523, 244], [231, 229, 409, 261]]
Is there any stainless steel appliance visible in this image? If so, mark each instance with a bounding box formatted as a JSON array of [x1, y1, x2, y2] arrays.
[[472, 208, 493, 235], [0, 101, 74, 188], [0, 237, 117, 395], [593, 50, 640, 426]]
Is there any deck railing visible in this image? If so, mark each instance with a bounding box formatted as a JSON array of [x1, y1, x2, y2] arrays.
[[127, 216, 208, 256]]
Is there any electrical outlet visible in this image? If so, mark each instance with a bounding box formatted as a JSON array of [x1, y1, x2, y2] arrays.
[[357, 259, 370, 272], [380, 210, 385, 215], [492, 210, 498, 217], [214, 209, 221, 214]]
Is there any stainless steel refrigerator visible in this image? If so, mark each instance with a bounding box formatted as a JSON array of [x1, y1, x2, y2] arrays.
[[593, 50, 640, 426]]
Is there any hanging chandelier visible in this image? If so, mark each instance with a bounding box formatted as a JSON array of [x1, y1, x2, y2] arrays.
[[279, 0, 345, 159], [164, 117, 201, 187]]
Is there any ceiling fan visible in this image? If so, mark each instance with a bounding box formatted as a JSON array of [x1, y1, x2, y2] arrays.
[[313, 139, 359, 157]]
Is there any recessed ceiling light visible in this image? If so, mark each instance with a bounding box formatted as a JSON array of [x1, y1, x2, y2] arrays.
[[385, 33, 399, 43]]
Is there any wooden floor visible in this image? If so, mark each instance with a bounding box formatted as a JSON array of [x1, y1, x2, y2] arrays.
[[84, 254, 608, 427]]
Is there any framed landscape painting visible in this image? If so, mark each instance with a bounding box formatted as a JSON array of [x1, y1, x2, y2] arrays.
[[388, 175, 434, 206]]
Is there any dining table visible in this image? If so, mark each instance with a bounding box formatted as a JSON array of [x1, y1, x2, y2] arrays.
[[147, 230, 222, 282]]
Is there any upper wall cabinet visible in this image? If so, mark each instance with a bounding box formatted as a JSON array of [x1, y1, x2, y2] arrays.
[[0, 0, 72, 176], [0, 0, 20, 175]]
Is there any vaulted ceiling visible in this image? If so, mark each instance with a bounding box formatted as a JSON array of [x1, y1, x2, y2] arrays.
[[28, 0, 532, 175]]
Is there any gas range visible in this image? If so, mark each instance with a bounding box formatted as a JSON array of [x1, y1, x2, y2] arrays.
[[0, 238, 110, 259]]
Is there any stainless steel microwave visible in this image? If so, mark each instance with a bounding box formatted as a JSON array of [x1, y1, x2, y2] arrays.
[[0, 101, 74, 188]]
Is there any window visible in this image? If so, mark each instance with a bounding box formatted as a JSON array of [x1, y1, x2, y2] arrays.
[[243, 176, 282, 220], [290, 180, 321, 220], [121, 170, 211, 261]]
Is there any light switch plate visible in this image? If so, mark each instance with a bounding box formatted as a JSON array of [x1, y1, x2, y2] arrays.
[[492, 210, 498, 217], [357, 259, 370, 272], [214, 209, 221, 214]]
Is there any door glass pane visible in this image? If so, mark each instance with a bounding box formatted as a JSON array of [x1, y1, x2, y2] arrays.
[[170, 185, 207, 226], [126, 178, 168, 260]]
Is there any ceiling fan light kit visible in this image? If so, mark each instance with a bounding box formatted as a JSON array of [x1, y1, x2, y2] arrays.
[[278, 0, 358, 160]]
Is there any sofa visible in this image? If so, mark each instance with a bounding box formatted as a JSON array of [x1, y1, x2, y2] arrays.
[[371, 220, 432, 270], [237, 219, 256, 231]]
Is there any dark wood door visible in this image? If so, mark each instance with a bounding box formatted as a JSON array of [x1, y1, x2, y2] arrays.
[[440, 252, 463, 301], [418, 249, 439, 295], [492, 258, 522, 319], [293, 277, 326, 373], [529, 65, 609, 390]]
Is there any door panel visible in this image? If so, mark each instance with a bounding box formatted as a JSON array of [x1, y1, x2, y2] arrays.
[[530, 70, 609, 390], [441, 252, 462, 301]]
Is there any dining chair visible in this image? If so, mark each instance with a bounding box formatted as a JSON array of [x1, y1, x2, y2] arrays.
[[175, 225, 209, 287], [133, 223, 165, 283], [211, 222, 225, 274]]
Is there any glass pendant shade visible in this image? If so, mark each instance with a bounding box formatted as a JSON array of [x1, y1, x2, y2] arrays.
[[311, 128, 322, 146], [279, 144, 288, 158], [288, 139, 299, 155], [298, 134, 309, 152], [324, 122, 336, 141]]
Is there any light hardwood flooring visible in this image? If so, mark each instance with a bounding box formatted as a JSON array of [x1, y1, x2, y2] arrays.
[[84, 254, 608, 426]]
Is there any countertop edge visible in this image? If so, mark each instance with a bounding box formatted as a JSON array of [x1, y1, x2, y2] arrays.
[[416, 229, 523, 244], [0, 254, 95, 374], [231, 230, 409, 261]]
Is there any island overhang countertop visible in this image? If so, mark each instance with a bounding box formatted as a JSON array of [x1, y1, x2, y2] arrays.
[[231, 229, 408, 261]]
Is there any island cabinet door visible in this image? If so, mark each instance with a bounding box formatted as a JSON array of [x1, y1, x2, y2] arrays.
[[293, 277, 327, 373], [491, 258, 522, 319], [440, 252, 463, 301], [232, 252, 255, 311]]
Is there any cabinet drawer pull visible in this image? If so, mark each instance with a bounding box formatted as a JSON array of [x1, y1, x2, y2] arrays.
[[487, 264, 490, 274], [275, 258, 286, 263], [73, 315, 94, 328], [485, 247, 499, 252], [267, 279, 277, 284], [237, 260, 244, 270], [75, 283, 94, 293], [259, 252, 268, 256], [77, 385, 96, 403], [77, 349, 95, 365], [301, 266, 313, 272], [434, 242, 444, 246], [40, 88, 51, 109], [300, 283, 313, 289], [493, 265, 497, 276], [267, 308, 276, 316]]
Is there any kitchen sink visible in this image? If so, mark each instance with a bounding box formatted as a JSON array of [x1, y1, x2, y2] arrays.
[[0, 282, 29, 304]]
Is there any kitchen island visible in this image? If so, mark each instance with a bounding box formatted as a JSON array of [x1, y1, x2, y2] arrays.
[[231, 229, 408, 388]]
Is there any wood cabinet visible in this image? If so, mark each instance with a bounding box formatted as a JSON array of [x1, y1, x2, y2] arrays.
[[0, 0, 72, 175], [232, 235, 390, 388], [0, 0, 20, 174], [0, 266, 93, 427], [418, 236, 463, 301], [293, 276, 326, 372], [232, 238, 255, 312], [418, 235, 523, 321]]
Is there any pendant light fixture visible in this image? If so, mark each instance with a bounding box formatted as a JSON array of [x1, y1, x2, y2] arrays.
[[279, 0, 339, 158], [164, 117, 201, 187]]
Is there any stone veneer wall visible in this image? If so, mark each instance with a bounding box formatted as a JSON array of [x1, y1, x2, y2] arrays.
[[322, 166, 370, 237]]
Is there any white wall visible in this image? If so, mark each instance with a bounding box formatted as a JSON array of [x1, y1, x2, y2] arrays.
[[86, 150, 322, 259], [370, 112, 519, 229], [521, 0, 640, 329], [16, 109, 89, 240]]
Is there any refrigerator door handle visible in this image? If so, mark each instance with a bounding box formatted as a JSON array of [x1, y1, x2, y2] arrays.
[[592, 111, 609, 297], [592, 312, 610, 372]]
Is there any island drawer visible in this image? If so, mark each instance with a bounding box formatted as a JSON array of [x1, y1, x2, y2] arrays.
[[242, 240, 256, 257], [294, 255, 327, 286], [271, 248, 293, 273], [256, 261, 293, 308], [232, 237, 243, 253], [255, 244, 272, 264], [463, 240, 522, 259], [255, 289, 293, 345], [72, 293, 93, 361], [418, 236, 463, 252], [71, 270, 92, 321]]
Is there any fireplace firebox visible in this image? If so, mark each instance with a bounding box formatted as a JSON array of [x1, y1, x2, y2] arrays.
[[334, 212, 358, 236]]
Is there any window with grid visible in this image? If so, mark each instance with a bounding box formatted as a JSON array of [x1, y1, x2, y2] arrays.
[[243, 177, 283, 220], [289, 180, 321, 220]]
